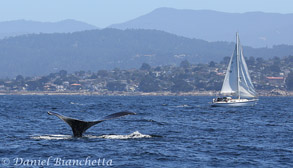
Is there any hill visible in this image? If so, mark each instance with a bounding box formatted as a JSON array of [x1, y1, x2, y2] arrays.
[[0, 28, 293, 78], [0, 19, 97, 39], [110, 8, 293, 47]]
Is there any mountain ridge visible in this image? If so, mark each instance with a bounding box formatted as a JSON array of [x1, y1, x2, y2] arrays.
[[110, 7, 293, 47], [0, 19, 98, 39]]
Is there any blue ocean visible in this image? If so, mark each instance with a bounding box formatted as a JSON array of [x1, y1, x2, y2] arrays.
[[0, 96, 292, 167]]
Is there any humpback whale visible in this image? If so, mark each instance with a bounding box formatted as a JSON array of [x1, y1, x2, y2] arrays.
[[48, 111, 135, 137]]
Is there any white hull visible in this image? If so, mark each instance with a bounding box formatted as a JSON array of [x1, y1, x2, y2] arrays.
[[211, 99, 258, 107]]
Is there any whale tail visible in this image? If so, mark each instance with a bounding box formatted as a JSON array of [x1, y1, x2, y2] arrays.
[[48, 111, 136, 137]]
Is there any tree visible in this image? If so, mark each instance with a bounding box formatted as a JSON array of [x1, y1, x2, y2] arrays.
[[54, 78, 63, 85], [221, 56, 230, 65], [273, 56, 281, 65], [106, 81, 126, 91], [66, 75, 79, 84], [247, 56, 255, 66], [171, 79, 193, 92], [39, 76, 50, 84], [16, 75, 24, 82], [285, 55, 293, 63], [26, 81, 43, 91], [209, 61, 216, 67], [266, 64, 281, 73], [75, 71, 86, 77], [140, 63, 151, 71], [138, 76, 160, 92], [97, 70, 109, 77], [286, 72, 293, 91], [256, 57, 264, 65], [154, 66, 161, 71], [59, 70, 67, 78], [180, 60, 190, 69]]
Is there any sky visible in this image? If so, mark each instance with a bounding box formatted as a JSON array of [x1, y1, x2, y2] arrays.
[[1, 0, 293, 28]]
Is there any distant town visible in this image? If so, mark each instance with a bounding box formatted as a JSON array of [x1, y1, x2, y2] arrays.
[[1, 56, 293, 96]]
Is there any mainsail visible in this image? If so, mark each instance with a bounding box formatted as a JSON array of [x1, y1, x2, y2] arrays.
[[220, 33, 256, 98]]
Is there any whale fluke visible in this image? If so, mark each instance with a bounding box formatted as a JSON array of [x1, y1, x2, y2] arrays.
[[48, 111, 136, 137]]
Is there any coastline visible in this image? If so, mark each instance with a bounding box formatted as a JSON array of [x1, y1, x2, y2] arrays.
[[0, 90, 292, 96]]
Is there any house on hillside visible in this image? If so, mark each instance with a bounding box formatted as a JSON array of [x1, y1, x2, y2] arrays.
[[266, 77, 285, 88]]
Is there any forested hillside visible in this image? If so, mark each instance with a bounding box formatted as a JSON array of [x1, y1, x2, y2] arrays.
[[0, 28, 293, 78]]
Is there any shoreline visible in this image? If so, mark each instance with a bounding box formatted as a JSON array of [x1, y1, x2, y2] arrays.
[[0, 90, 292, 96]]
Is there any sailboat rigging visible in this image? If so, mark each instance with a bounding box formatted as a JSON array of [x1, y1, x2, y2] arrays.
[[212, 33, 258, 107]]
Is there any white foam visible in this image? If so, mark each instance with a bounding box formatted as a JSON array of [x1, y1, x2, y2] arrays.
[[31, 134, 72, 140], [176, 104, 191, 108], [88, 131, 152, 139], [70, 102, 85, 105], [31, 131, 151, 140]]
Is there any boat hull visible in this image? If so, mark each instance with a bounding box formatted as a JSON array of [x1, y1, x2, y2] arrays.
[[211, 99, 258, 107]]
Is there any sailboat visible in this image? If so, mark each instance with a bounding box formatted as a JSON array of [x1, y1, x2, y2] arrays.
[[212, 33, 258, 107]]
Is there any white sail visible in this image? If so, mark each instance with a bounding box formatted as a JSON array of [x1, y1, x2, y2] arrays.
[[220, 33, 256, 98], [220, 45, 238, 95], [238, 45, 257, 98]]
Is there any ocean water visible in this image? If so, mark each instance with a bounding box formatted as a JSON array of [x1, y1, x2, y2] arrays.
[[0, 95, 292, 167]]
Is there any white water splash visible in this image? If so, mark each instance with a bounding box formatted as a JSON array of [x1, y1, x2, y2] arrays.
[[70, 102, 85, 105], [176, 104, 191, 108], [95, 131, 152, 139], [31, 134, 72, 140], [31, 131, 152, 140]]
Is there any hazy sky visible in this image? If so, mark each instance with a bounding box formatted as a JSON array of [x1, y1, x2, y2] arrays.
[[1, 0, 293, 27]]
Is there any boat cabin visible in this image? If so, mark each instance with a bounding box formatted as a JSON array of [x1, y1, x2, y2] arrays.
[[214, 97, 232, 102]]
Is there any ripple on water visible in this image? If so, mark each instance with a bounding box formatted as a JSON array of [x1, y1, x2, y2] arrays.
[[1, 96, 293, 167]]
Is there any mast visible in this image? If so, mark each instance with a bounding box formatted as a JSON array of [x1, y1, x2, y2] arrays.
[[236, 33, 240, 99]]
